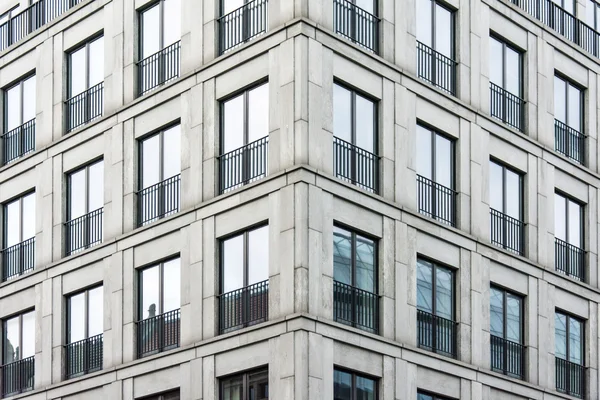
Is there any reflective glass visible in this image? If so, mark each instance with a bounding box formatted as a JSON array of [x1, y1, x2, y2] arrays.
[[21, 311, 35, 358], [333, 369, 352, 400], [141, 266, 160, 319], [586, 0, 595, 27], [248, 83, 269, 143], [142, 4, 160, 58], [505, 46, 520, 95], [435, 266, 453, 320], [164, 0, 181, 47], [355, 235, 375, 292], [417, 394, 434, 400], [554, 76, 566, 123], [435, 4, 452, 57], [88, 36, 104, 87], [163, 124, 181, 179], [4, 316, 20, 363], [355, 0, 374, 14], [569, 317, 583, 364], [163, 258, 181, 312], [248, 226, 269, 284], [435, 134, 452, 188], [22, 75, 36, 123], [505, 169, 521, 219], [506, 293, 521, 343], [355, 94, 375, 153], [69, 292, 86, 342], [416, 259, 433, 313], [333, 227, 352, 285], [223, 0, 244, 14], [5, 199, 20, 247], [555, 312, 567, 359], [416, 0, 432, 46], [355, 375, 376, 400], [567, 84, 581, 131], [88, 286, 103, 336], [555, 194, 566, 241], [333, 84, 352, 143], [568, 200, 582, 247], [489, 37, 503, 87], [222, 374, 244, 400], [142, 134, 161, 188], [490, 287, 504, 337], [223, 94, 244, 153], [6, 85, 21, 130], [88, 161, 104, 212], [69, 169, 86, 219], [489, 161, 503, 211], [22, 193, 35, 240], [223, 234, 244, 292], [416, 125, 432, 179], [70, 47, 86, 97]]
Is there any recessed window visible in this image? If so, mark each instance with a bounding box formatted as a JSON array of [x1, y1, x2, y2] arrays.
[[137, 389, 180, 400], [219, 0, 268, 54], [220, 368, 268, 400], [555, 311, 585, 398], [554, 75, 584, 164], [554, 192, 585, 280], [2, 192, 35, 281], [332, 0, 379, 53], [2, 310, 35, 397], [333, 368, 377, 400], [417, 391, 454, 400], [3, 74, 36, 164]]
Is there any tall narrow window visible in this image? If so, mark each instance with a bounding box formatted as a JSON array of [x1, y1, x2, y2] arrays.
[[416, 125, 455, 226], [489, 36, 524, 132], [554, 75, 584, 164], [1, 310, 35, 397], [3, 74, 35, 164], [220, 368, 268, 400], [218, 0, 268, 54], [66, 35, 104, 132], [489, 160, 524, 255], [138, 124, 181, 226], [554, 192, 585, 281], [555, 311, 585, 398], [332, 0, 379, 53], [219, 83, 269, 193], [489, 286, 525, 379], [416, 0, 456, 94], [219, 225, 269, 333], [66, 160, 104, 255], [2, 192, 35, 281], [138, 0, 181, 95], [333, 226, 378, 333], [65, 286, 103, 378], [333, 83, 379, 193], [416, 258, 456, 357], [137, 258, 181, 358], [333, 368, 377, 400]]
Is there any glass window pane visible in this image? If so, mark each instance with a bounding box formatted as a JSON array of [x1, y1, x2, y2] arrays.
[[587, 0, 595, 25], [70, 47, 87, 97], [418, 394, 434, 400], [490, 287, 504, 337], [88, 161, 104, 212], [355, 234, 375, 292], [5, 199, 21, 246], [163, 0, 181, 47], [489, 161, 503, 211], [223, 95, 244, 153], [333, 84, 352, 143], [141, 4, 160, 58], [416, 125, 432, 179], [141, 266, 160, 319], [554, 76, 566, 123], [555, 194, 566, 241], [505, 169, 521, 219], [355, 94, 375, 153], [69, 169, 87, 219], [435, 134, 452, 188], [88, 287, 103, 336], [142, 134, 161, 188], [416, 259, 433, 313], [567, 84, 581, 131], [223, 0, 244, 14], [21, 311, 35, 358], [489, 37, 503, 87], [248, 226, 269, 284], [22, 76, 36, 123], [163, 125, 181, 179], [222, 375, 244, 400], [248, 83, 269, 143], [555, 313, 567, 359], [88, 36, 104, 87], [505, 47, 520, 95], [569, 318, 583, 364], [435, 4, 452, 57], [435, 266, 453, 320], [223, 234, 244, 292], [416, 0, 432, 46], [6, 85, 21, 130], [333, 370, 352, 400], [21, 193, 35, 240], [355, 375, 376, 400], [333, 227, 352, 285], [568, 200, 582, 247], [4, 316, 20, 364], [69, 292, 86, 342], [163, 258, 181, 312], [506, 294, 521, 343]]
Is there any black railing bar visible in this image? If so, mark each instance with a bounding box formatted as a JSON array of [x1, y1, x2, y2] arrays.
[[333, 136, 380, 159], [0, 237, 34, 253], [217, 136, 269, 160], [417, 309, 459, 325], [416, 174, 458, 195], [64, 333, 103, 347], [334, 0, 381, 21], [135, 174, 181, 194], [555, 119, 587, 138], [490, 208, 526, 225], [217, 279, 269, 298], [136, 40, 181, 65], [63, 207, 103, 225], [416, 40, 458, 64], [64, 81, 104, 104], [333, 280, 382, 297], [1, 119, 35, 138], [134, 308, 180, 324], [490, 334, 526, 347], [217, 0, 268, 22], [0, 355, 34, 369], [490, 82, 526, 103]]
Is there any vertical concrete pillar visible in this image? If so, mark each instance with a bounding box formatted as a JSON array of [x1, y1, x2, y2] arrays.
[[181, 0, 203, 75], [104, 0, 125, 113]]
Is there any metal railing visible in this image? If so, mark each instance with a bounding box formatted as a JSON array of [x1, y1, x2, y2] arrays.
[[2, 119, 35, 165], [556, 357, 585, 398], [138, 41, 181, 96], [417, 309, 457, 358], [491, 335, 526, 379], [333, 0, 379, 53], [65, 82, 104, 132], [1, 237, 34, 282], [1, 356, 34, 397], [417, 41, 457, 95], [555, 119, 584, 164], [0, 0, 84, 51], [333, 136, 379, 194], [218, 279, 268, 334], [218, 136, 268, 194], [555, 238, 585, 281], [416, 175, 457, 227], [137, 174, 181, 226], [65, 333, 103, 379], [218, 0, 268, 54], [65, 208, 103, 256], [136, 308, 180, 358], [490, 82, 525, 132], [333, 280, 379, 333], [490, 208, 525, 255]]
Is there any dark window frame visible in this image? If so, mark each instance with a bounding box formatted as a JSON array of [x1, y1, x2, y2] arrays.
[[3, 72, 36, 133], [3, 190, 35, 250], [137, 121, 181, 191], [66, 285, 103, 344], [489, 158, 524, 221], [416, 257, 455, 320], [1, 308, 35, 364], [417, 390, 455, 400], [219, 367, 269, 400], [489, 34, 523, 98], [333, 223, 378, 294], [67, 33, 104, 99], [136, 389, 180, 400], [420, 0, 456, 58], [333, 367, 379, 400], [555, 309, 585, 365], [138, 0, 171, 60], [554, 191, 585, 249], [489, 284, 524, 344], [554, 73, 584, 132], [416, 122, 455, 190], [66, 158, 104, 222], [137, 256, 181, 320]]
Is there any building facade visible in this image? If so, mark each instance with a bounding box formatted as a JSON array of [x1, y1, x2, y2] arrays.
[[0, 0, 597, 399]]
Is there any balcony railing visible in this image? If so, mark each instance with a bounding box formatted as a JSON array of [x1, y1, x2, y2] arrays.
[[490, 82, 525, 132], [65, 208, 103, 256], [333, 280, 379, 334], [491, 335, 526, 379], [1, 237, 34, 282], [137, 308, 180, 358], [333, 136, 379, 194], [417, 309, 457, 358], [218, 136, 268, 194], [416, 175, 457, 227], [555, 119, 584, 164], [333, 0, 379, 53], [1, 356, 34, 397], [218, 0, 267, 54], [0, 0, 84, 51], [2, 119, 35, 165], [138, 41, 181, 96], [137, 174, 181, 226], [556, 357, 585, 398], [218, 279, 269, 334], [65, 333, 103, 379], [555, 238, 585, 281], [490, 208, 525, 255], [65, 82, 104, 133], [417, 41, 457, 95]]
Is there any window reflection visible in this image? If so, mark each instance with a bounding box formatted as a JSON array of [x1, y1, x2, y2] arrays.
[[554, 75, 582, 131], [221, 225, 269, 293], [489, 286, 523, 344], [68, 286, 103, 343], [416, 0, 454, 58], [555, 192, 583, 248], [69, 36, 104, 97], [555, 311, 584, 365], [221, 369, 268, 400], [3, 310, 35, 364], [68, 160, 104, 220], [489, 160, 522, 220], [333, 226, 375, 292], [222, 83, 269, 153], [140, 0, 181, 60], [5, 74, 36, 133], [139, 258, 181, 320], [140, 125, 181, 190], [334, 369, 377, 400], [4, 192, 35, 249]]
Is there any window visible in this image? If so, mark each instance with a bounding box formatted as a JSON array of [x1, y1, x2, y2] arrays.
[[554, 192, 585, 280], [489, 36, 524, 132], [138, 124, 181, 226], [3, 74, 35, 164], [333, 83, 379, 193], [2, 192, 35, 282], [489, 160, 524, 255], [0, 5, 18, 49], [137, 258, 181, 358], [333, 226, 378, 333], [219, 0, 268, 54], [2, 310, 35, 396], [554, 75, 584, 163], [66, 160, 104, 255], [220, 368, 268, 400], [66, 35, 104, 132], [333, 368, 377, 400], [332, 0, 379, 53], [416, 125, 455, 226], [417, 391, 453, 400], [65, 286, 103, 378], [138, 390, 180, 400], [555, 311, 585, 397], [489, 286, 525, 379], [138, 0, 181, 95], [219, 82, 269, 193], [219, 225, 269, 333], [416, 0, 456, 94], [416, 258, 455, 357]]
